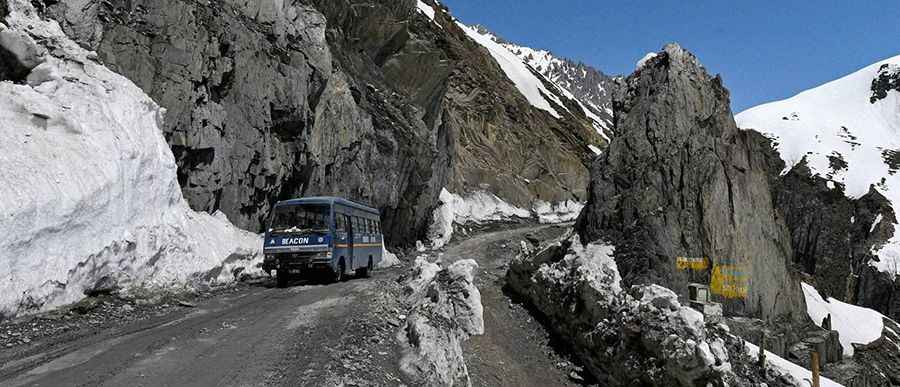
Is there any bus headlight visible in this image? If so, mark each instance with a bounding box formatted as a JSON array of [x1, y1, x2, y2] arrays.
[[325, 251, 332, 259]]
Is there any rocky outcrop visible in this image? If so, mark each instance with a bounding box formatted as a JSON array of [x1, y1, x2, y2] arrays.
[[576, 44, 802, 320], [38, 0, 599, 246], [506, 233, 802, 386], [871, 63, 900, 104]]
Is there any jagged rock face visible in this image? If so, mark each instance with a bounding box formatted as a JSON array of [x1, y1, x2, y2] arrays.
[[576, 44, 802, 320], [438, 22, 600, 207], [40, 0, 597, 244], [747, 133, 897, 304], [858, 266, 900, 321]]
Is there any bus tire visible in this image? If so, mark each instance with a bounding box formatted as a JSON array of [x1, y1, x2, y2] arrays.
[[332, 259, 345, 283], [356, 257, 373, 278], [276, 269, 289, 288]]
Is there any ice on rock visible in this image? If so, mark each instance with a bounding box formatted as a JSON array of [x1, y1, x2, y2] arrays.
[[399, 256, 483, 385], [0, 0, 261, 317]]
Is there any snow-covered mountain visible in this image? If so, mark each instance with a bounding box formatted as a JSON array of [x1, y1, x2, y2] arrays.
[[736, 54, 900, 275], [475, 26, 616, 134], [464, 24, 616, 143]]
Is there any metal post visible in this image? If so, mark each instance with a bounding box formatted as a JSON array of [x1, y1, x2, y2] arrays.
[[811, 351, 821, 387]]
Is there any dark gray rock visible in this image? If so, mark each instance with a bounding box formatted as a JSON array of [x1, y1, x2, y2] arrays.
[[871, 63, 900, 104], [576, 44, 802, 320]]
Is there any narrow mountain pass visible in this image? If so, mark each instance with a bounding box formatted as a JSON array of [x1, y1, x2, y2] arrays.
[[441, 224, 585, 387], [0, 224, 581, 387]]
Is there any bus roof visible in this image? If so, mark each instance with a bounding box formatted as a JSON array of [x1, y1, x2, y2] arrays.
[[275, 196, 379, 215]]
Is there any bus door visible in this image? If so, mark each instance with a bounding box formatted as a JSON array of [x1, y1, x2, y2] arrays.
[[344, 214, 354, 264]]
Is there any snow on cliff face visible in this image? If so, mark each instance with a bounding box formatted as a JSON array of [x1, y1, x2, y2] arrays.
[[462, 24, 615, 143], [457, 23, 568, 119], [802, 282, 885, 357], [0, 1, 262, 317], [735, 54, 900, 275]]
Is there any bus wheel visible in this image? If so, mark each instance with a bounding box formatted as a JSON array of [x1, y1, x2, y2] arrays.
[[276, 269, 289, 288], [356, 257, 373, 278], [332, 260, 345, 283]]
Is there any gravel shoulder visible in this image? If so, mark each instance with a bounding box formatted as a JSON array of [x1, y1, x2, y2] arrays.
[[440, 223, 589, 387]]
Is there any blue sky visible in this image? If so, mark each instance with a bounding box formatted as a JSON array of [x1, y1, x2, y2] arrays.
[[441, 0, 900, 112]]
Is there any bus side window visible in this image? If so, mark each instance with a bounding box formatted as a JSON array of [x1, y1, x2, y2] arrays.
[[376, 220, 381, 234], [335, 213, 344, 230], [366, 219, 373, 234]]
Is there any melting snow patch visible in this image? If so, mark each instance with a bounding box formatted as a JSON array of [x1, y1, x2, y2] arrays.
[[427, 189, 531, 249], [802, 282, 884, 357], [378, 246, 401, 268], [399, 257, 483, 385], [532, 200, 584, 224], [427, 189, 585, 249], [415, 1, 442, 28], [744, 342, 843, 387]]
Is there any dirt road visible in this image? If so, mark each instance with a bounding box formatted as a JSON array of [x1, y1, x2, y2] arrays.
[[0, 273, 406, 387], [0, 224, 584, 386]]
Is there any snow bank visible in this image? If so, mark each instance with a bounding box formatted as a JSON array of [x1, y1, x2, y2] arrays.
[[735, 54, 900, 276], [0, 1, 261, 317], [457, 23, 568, 119], [378, 246, 401, 268], [427, 188, 531, 249], [534, 234, 621, 298], [399, 257, 483, 386], [532, 200, 584, 224], [801, 282, 884, 357], [426, 188, 585, 249], [745, 342, 843, 387]]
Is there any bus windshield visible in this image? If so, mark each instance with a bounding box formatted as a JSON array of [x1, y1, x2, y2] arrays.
[[269, 205, 330, 234]]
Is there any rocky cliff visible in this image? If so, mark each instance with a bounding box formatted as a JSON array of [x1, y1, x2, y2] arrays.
[[37, 0, 601, 245], [576, 44, 803, 320]]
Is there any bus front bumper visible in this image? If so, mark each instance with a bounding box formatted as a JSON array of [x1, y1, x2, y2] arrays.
[[262, 251, 333, 273]]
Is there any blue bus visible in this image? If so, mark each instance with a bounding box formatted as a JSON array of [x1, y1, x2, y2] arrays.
[[262, 197, 384, 287]]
